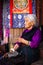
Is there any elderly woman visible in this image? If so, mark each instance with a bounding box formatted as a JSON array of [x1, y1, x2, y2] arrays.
[[11, 14, 41, 65]]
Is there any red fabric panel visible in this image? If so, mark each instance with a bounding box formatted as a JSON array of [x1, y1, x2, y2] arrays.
[[29, 0, 32, 14], [10, 0, 13, 28]]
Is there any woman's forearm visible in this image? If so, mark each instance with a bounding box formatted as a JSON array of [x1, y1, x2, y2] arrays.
[[21, 38, 30, 46], [14, 44, 19, 50]]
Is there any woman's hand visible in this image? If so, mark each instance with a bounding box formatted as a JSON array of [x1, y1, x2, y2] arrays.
[[10, 48, 15, 53]]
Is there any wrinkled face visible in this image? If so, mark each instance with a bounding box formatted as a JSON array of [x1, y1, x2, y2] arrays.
[[24, 17, 35, 29]]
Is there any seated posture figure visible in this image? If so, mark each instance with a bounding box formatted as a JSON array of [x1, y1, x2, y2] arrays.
[[11, 14, 42, 65]]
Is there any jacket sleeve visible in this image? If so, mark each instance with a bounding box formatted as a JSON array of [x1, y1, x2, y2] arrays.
[[30, 29, 42, 48]]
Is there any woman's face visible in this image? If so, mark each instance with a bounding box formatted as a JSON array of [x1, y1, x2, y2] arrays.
[[24, 17, 35, 29]]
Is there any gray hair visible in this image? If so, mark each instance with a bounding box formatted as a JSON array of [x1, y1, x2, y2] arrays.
[[24, 14, 39, 27]]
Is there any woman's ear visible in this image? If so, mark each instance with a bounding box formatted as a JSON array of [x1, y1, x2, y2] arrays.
[[31, 21, 35, 26]]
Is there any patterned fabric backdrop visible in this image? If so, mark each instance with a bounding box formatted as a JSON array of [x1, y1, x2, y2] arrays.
[[3, 0, 36, 29]]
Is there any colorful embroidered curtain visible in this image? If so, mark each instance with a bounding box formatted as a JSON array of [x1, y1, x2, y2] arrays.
[[3, 0, 36, 29]]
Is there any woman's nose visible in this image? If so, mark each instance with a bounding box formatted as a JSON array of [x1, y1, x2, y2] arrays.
[[24, 22, 26, 26], [25, 21, 26, 24]]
